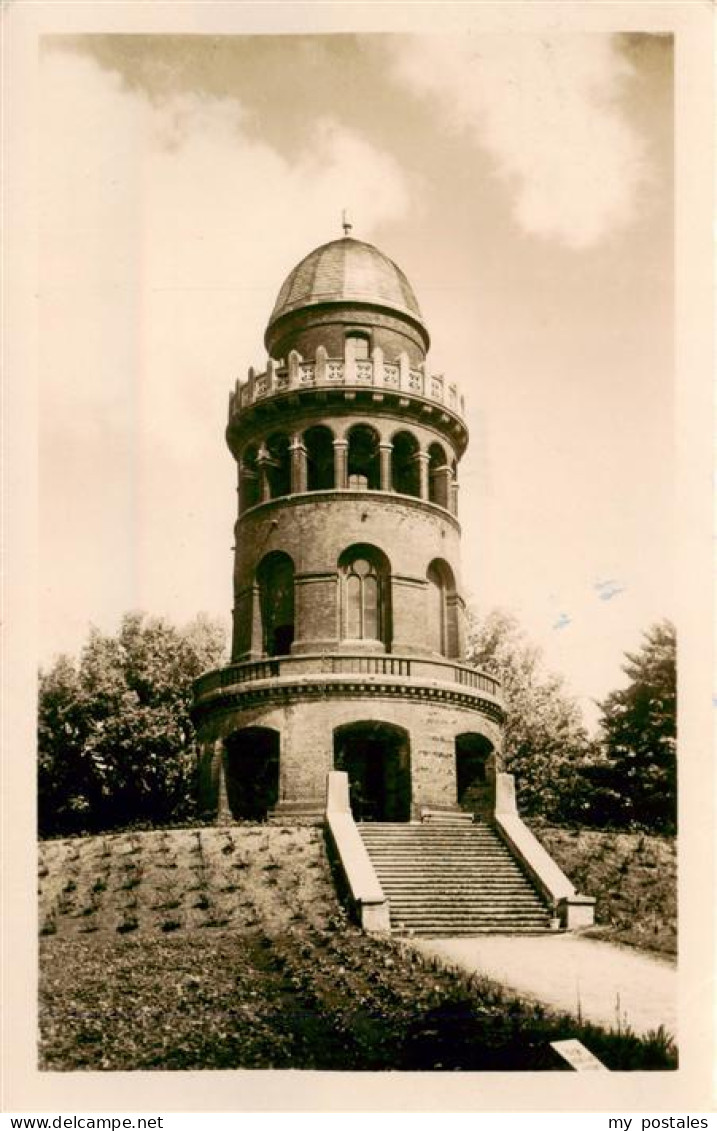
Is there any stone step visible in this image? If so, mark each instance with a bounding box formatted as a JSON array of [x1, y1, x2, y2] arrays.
[[392, 919, 551, 930], [392, 917, 551, 927], [369, 856, 526, 866], [360, 826, 496, 835], [385, 898, 547, 909], [382, 882, 543, 892], [387, 909, 548, 919], [377, 877, 532, 888], [394, 928, 554, 937], [382, 889, 546, 900], [373, 857, 525, 865], [358, 819, 552, 937]]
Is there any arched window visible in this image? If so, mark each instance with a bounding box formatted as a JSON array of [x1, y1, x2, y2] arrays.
[[426, 559, 457, 657], [391, 431, 420, 497], [240, 445, 260, 511], [264, 433, 291, 499], [304, 425, 335, 491], [339, 544, 391, 647], [256, 551, 295, 657], [428, 442, 449, 507], [347, 424, 380, 491]]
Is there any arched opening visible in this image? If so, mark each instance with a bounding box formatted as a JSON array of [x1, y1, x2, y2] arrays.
[[256, 551, 295, 656], [225, 727, 280, 821], [264, 432, 291, 498], [339, 543, 391, 648], [426, 559, 458, 657], [347, 424, 380, 491], [455, 733, 495, 818], [304, 425, 335, 491], [240, 444, 260, 511], [391, 430, 421, 497], [334, 721, 411, 822], [428, 442, 449, 507]]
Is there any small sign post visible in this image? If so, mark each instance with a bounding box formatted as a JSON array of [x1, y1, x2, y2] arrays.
[[550, 1039, 609, 1072]]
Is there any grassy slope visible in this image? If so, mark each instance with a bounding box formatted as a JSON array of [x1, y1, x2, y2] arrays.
[[39, 825, 337, 940], [38, 825, 677, 1071], [529, 825, 677, 955]]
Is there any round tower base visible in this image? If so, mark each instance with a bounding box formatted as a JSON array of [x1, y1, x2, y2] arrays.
[[193, 673, 503, 825]]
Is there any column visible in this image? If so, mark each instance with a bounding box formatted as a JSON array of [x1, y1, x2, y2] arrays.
[[379, 442, 393, 492], [333, 439, 349, 489], [250, 583, 263, 656], [290, 435, 307, 494], [256, 446, 272, 503], [417, 451, 430, 500]]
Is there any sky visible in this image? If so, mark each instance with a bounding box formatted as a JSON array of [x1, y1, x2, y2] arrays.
[[38, 32, 674, 731]]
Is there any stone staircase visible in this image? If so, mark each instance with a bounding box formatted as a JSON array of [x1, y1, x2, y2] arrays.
[[358, 813, 553, 936]]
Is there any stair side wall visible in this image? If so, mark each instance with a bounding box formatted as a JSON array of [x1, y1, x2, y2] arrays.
[[493, 772, 595, 929]]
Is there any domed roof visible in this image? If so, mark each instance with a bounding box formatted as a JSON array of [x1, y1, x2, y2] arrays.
[[266, 236, 426, 338]]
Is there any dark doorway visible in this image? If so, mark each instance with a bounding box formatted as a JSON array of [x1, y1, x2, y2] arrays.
[[455, 733, 494, 817], [334, 722, 411, 822], [224, 727, 280, 821]]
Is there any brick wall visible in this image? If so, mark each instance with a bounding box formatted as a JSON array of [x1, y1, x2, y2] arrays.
[[232, 493, 463, 662]]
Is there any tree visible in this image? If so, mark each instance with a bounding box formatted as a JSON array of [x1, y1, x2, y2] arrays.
[[38, 612, 227, 836], [596, 620, 676, 832], [465, 609, 592, 822]]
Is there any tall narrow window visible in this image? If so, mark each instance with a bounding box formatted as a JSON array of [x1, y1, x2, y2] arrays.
[[426, 559, 457, 657], [339, 545, 391, 647], [257, 551, 295, 656]]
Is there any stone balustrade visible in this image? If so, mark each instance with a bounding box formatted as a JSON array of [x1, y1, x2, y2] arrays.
[[194, 652, 501, 706], [228, 348, 464, 422]]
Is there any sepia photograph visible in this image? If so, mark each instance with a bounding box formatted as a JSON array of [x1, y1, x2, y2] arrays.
[[3, 0, 713, 1116]]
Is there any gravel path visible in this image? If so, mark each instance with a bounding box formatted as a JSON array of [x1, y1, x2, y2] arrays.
[[410, 933, 677, 1038]]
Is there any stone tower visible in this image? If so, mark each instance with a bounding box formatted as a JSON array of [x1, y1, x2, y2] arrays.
[[193, 229, 504, 824]]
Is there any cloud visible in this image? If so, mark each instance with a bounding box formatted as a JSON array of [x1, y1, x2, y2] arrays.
[[39, 48, 411, 659], [391, 35, 648, 249]]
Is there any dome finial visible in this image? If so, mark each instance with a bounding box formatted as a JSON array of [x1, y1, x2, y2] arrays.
[[341, 208, 353, 237]]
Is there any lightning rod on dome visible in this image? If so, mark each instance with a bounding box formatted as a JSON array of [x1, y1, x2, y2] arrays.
[[341, 209, 353, 237]]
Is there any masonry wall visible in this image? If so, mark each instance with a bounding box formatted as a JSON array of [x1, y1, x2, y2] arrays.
[[232, 492, 464, 661], [266, 305, 428, 367], [196, 692, 503, 818]]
